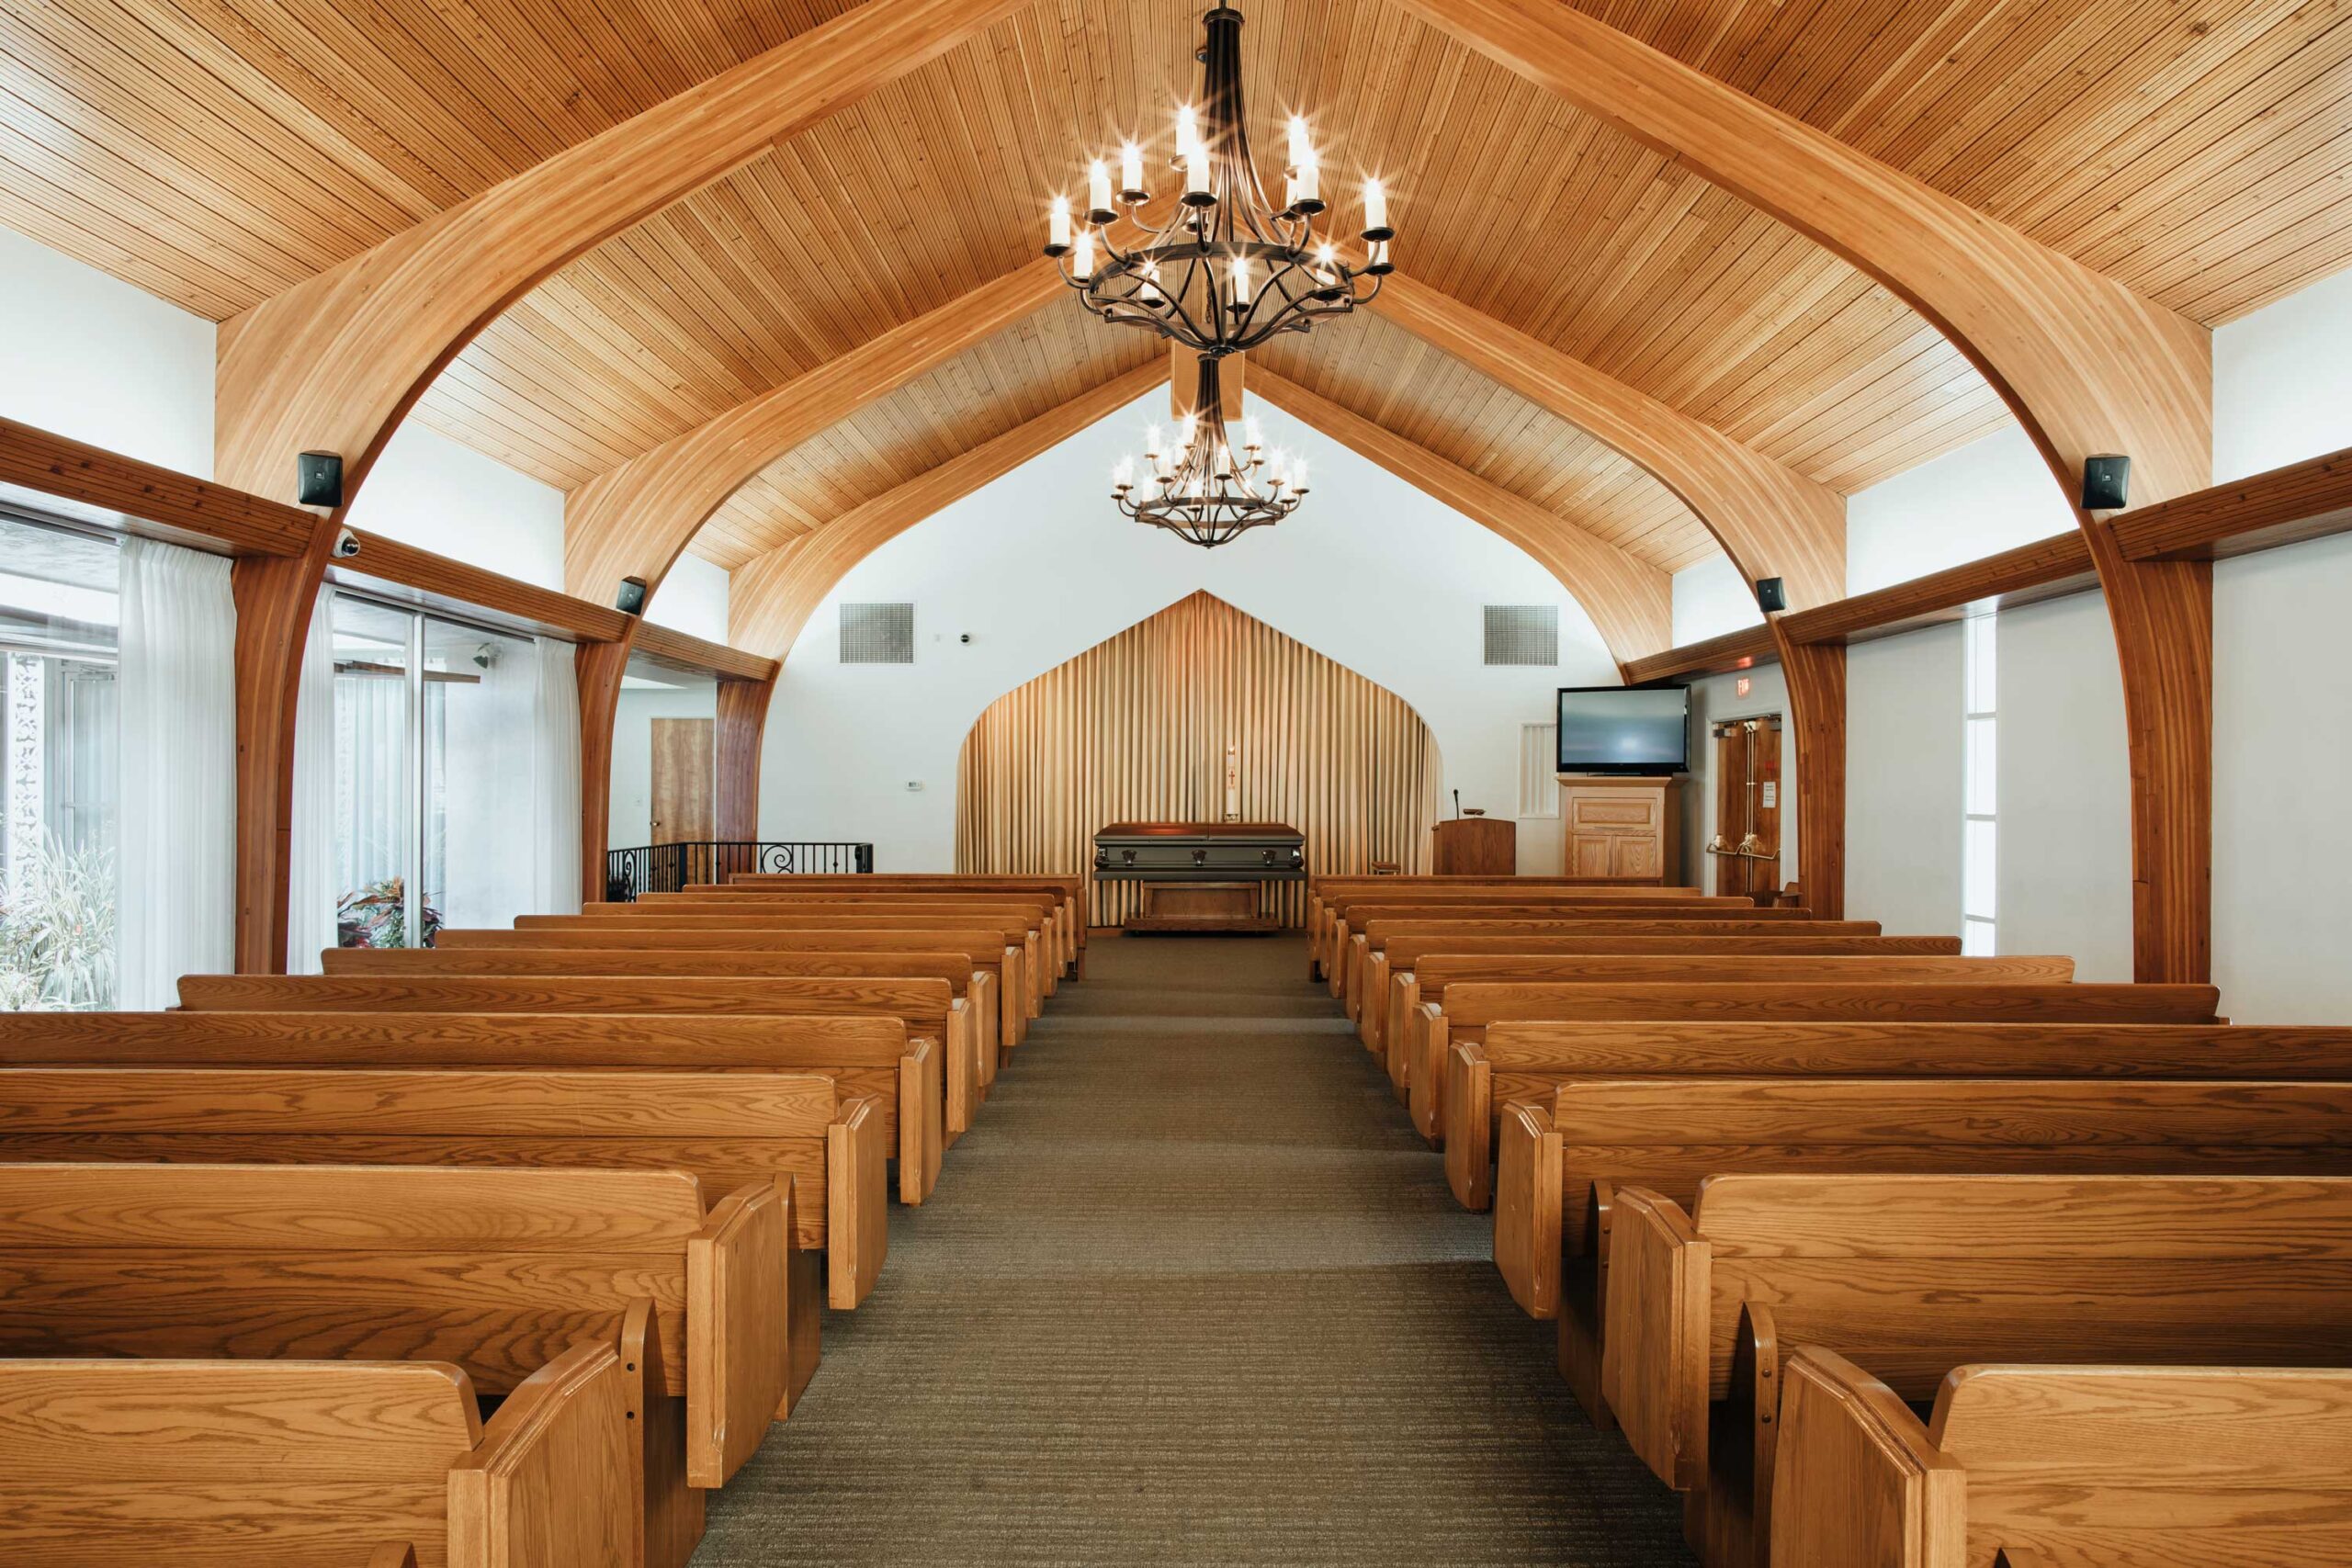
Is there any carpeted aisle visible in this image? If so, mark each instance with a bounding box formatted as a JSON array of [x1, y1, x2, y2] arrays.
[[697, 933, 1694, 1567]]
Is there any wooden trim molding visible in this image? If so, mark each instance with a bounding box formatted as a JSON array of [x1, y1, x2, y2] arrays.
[[1370, 273, 1845, 609], [563, 258, 1066, 605], [1620, 626, 1780, 686], [2109, 446, 2352, 563], [714, 677, 774, 842], [341, 532, 633, 645], [633, 623, 779, 684], [729, 360, 1171, 660], [1780, 534, 2100, 648], [211, 0, 1030, 502], [1250, 367, 1672, 662], [0, 417, 312, 558]]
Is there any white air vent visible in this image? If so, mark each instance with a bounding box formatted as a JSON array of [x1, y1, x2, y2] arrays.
[[1484, 604, 1558, 666], [840, 603, 915, 664]]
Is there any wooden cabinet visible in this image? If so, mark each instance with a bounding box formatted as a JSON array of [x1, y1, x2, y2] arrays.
[[1431, 817, 1517, 875], [1557, 775, 1681, 885]]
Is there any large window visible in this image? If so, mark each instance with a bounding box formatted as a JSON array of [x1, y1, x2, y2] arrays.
[[1962, 613, 1997, 955], [0, 514, 119, 1009], [330, 594, 535, 947]]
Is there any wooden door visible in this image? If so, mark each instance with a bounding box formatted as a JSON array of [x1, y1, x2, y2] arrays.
[[1709, 716, 1781, 901], [650, 718, 715, 852]]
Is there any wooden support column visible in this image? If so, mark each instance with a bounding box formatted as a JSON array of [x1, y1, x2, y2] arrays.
[[1776, 636, 1847, 919], [714, 676, 774, 842], [229, 523, 338, 973], [574, 635, 636, 905]]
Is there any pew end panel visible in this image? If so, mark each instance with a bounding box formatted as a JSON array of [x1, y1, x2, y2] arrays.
[[1557, 1181, 1617, 1433], [1691, 1303, 1780, 1568], [1442, 1043, 1494, 1210], [942, 998, 978, 1143], [826, 1099, 888, 1311], [371, 1547, 422, 1568], [1385, 971, 1419, 1093], [1493, 1100, 1564, 1319], [1598, 1184, 1712, 1492], [1769, 1348, 1966, 1568], [1362, 951, 1390, 1055], [447, 1338, 638, 1568], [619, 1299, 700, 1568], [1409, 1001, 1448, 1141], [684, 1181, 794, 1488], [899, 1037, 944, 1203]]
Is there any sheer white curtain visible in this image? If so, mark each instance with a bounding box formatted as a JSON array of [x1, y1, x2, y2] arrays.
[[285, 592, 336, 973], [116, 537, 236, 1006], [531, 637, 582, 916]]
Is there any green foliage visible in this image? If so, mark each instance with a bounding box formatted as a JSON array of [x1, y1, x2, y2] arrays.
[[337, 875, 445, 949], [0, 833, 118, 1010]]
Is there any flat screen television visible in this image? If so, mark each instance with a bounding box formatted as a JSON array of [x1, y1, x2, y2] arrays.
[[1556, 685, 1690, 776]]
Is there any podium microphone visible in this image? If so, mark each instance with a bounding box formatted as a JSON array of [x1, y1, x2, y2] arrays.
[[1453, 788, 1462, 819]]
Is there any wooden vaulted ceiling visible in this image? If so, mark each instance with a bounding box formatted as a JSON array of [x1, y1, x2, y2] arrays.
[[6, 0, 2350, 593]]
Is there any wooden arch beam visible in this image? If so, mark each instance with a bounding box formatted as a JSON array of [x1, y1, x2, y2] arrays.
[[730, 360, 1174, 660], [565, 259, 1067, 605], [1248, 368, 1670, 663], [1397, 0, 2213, 971]]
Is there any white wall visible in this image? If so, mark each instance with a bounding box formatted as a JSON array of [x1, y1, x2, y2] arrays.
[[1679, 664, 1795, 897], [0, 224, 215, 477], [2213, 530, 2352, 1021], [2215, 265, 2352, 483], [1844, 624, 1964, 935], [646, 552, 731, 644], [1843, 426, 2075, 595], [1671, 556, 1764, 646], [756, 388, 1621, 874], [345, 423, 567, 588]]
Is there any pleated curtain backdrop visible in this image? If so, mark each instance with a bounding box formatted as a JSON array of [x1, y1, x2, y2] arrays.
[[285, 592, 337, 973], [529, 637, 582, 917], [956, 592, 1442, 929], [116, 537, 237, 1005]]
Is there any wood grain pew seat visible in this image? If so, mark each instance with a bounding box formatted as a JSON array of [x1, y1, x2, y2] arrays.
[[700, 874, 1088, 977], [1321, 897, 1770, 1004], [1357, 930, 1954, 1059], [1600, 1175, 2352, 1568], [0, 1008, 944, 1209], [0, 1066, 889, 1311], [442, 924, 1027, 1051], [0, 1347, 634, 1568], [314, 953, 963, 1187], [1304, 876, 1713, 977], [1527, 1073, 2347, 1434], [1774, 1354, 2352, 1568], [646, 888, 1070, 985], [578, 899, 1057, 1012], [1400, 960, 2083, 1140], [179, 970, 980, 1147], [521, 912, 1041, 1042], [0, 1162, 808, 1567], [1444, 1020, 2352, 1210]]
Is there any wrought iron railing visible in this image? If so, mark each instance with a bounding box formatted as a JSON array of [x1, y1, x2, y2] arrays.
[[605, 840, 875, 902]]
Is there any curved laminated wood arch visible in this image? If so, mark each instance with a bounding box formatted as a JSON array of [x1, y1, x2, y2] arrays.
[[1396, 0, 2214, 973], [212, 0, 1027, 962]]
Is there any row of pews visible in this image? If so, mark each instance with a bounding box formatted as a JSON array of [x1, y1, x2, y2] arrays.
[[1306, 874, 2352, 1567], [0, 873, 1084, 1568]]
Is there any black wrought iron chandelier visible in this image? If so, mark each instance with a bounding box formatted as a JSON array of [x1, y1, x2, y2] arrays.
[[1112, 355, 1305, 548], [1044, 5, 1394, 355]]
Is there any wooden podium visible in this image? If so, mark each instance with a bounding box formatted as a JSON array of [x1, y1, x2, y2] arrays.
[[1557, 774, 1681, 884], [1430, 817, 1517, 875]]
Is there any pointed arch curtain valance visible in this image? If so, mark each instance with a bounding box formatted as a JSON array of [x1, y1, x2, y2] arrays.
[[955, 592, 1442, 929]]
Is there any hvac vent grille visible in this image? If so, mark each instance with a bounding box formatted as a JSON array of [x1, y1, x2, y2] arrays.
[[1483, 604, 1559, 667], [840, 603, 915, 664]]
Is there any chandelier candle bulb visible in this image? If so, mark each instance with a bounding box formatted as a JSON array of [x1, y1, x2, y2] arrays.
[[1244, 417, 1264, 452], [1088, 159, 1115, 222], [1362, 176, 1390, 240], [1047, 194, 1072, 253], [1120, 141, 1147, 201], [1230, 253, 1253, 307], [1072, 227, 1096, 281]]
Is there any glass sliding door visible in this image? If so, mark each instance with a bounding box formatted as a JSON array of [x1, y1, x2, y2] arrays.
[[331, 596, 418, 946]]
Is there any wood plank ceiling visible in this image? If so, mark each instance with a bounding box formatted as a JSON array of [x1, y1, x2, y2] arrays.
[[5, 0, 2349, 581]]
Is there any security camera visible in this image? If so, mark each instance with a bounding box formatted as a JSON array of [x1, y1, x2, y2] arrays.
[[332, 527, 362, 559]]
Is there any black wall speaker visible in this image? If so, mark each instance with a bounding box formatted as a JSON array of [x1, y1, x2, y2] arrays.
[[1754, 576, 1787, 613], [2081, 454, 2132, 511], [616, 575, 649, 616], [296, 451, 343, 509]]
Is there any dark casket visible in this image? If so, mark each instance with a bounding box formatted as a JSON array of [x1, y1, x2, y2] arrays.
[[1092, 822, 1305, 933]]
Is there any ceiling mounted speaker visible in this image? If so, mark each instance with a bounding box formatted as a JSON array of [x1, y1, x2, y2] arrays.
[[615, 576, 648, 615], [2081, 455, 2132, 512], [1754, 577, 1787, 614], [297, 451, 343, 509]]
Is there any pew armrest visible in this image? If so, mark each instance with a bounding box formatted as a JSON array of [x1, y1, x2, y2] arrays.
[[898, 1039, 944, 1204], [825, 1098, 889, 1311], [685, 1183, 791, 1488], [1344, 934, 1368, 1021], [1001, 946, 1025, 1047], [1442, 1042, 1494, 1210], [1385, 971, 1419, 1091], [1767, 1348, 1963, 1568], [972, 971, 1003, 1069], [1361, 951, 1389, 1052], [942, 1001, 978, 1140], [448, 1339, 637, 1568], [1599, 1185, 1711, 1492], [1493, 1100, 1564, 1318], [1327, 920, 1349, 996], [1408, 1002, 1448, 1143]]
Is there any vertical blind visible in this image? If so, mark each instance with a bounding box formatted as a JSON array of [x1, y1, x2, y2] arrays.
[[955, 592, 1442, 929]]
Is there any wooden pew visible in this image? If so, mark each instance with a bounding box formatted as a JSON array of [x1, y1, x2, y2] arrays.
[[320, 948, 969, 1171], [0, 1008, 944, 1209], [1445, 1019, 2352, 1210], [1303, 876, 1715, 976], [655, 886, 1073, 976], [1774, 1353, 2352, 1568], [1600, 1174, 2352, 1568], [1528, 1070, 2342, 1430], [1400, 959, 2083, 1140], [703, 874, 1089, 977], [1357, 930, 1954, 1058], [628, 894, 1066, 1003], [439, 924, 1029, 1051], [178, 971, 981, 1147], [0, 1066, 889, 1311], [0, 1346, 636, 1568], [1322, 897, 1771, 1004], [0, 1162, 808, 1567], [523, 912, 1043, 1036]]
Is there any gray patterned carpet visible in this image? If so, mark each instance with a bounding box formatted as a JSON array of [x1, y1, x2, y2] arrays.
[[696, 934, 1693, 1567]]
